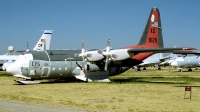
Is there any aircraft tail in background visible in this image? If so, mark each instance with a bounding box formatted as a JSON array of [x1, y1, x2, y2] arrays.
[[33, 30, 53, 51]]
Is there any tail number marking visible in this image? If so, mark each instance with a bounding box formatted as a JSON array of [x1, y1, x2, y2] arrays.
[[38, 44, 43, 47], [148, 37, 157, 43], [150, 28, 155, 33]]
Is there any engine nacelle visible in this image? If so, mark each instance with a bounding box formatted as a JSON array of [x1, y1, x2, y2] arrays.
[[109, 49, 130, 61], [85, 50, 104, 61]]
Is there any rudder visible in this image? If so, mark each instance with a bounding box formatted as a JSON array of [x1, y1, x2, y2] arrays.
[[33, 30, 53, 51], [138, 7, 163, 48]]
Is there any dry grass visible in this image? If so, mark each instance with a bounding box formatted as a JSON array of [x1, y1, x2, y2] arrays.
[[0, 68, 200, 112]]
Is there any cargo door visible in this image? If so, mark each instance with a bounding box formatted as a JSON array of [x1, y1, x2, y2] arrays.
[[41, 67, 50, 77]]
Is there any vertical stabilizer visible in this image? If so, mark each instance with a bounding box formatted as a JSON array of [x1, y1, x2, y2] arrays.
[[138, 7, 163, 48], [125, 7, 163, 49], [33, 30, 53, 51]]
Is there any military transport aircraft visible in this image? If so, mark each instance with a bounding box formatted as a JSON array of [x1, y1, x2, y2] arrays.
[[170, 52, 200, 72], [1, 30, 53, 71], [6, 7, 196, 84], [159, 53, 179, 67], [133, 53, 171, 71]]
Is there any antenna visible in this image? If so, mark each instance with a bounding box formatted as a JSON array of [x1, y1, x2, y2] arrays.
[[26, 42, 29, 52]]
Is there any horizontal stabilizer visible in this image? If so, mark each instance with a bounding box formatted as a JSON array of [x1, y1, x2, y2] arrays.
[[159, 55, 171, 62], [139, 62, 157, 66]]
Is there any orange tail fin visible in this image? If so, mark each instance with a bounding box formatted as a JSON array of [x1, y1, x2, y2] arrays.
[[125, 7, 163, 48]]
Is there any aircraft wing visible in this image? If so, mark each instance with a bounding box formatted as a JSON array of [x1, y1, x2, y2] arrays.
[[139, 62, 159, 67], [173, 51, 200, 58], [128, 47, 196, 55], [159, 55, 171, 62], [16, 51, 26, 54], [173, 51, 200, 57]]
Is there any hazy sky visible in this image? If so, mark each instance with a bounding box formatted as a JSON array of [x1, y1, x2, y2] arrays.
[[0, 0, 200, 54]]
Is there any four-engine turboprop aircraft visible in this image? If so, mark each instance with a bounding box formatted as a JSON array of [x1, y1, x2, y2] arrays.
[[6, 7, 196, 84], [170, 51, 200, 72], [133, 53, 171, 71], [1, 30, 53, 71]]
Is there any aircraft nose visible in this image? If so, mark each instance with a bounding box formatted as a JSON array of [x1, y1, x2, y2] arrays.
[[170, 61, 178, 67], [6, 63, 21, 75], [2, 62, 12, 70]]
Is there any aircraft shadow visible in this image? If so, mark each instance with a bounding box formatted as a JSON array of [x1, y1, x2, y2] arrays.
[[14, 76, 200, 85], [174, 85, 200, 88], [111, 76, 191, 84], [40, 77, 85, 84]]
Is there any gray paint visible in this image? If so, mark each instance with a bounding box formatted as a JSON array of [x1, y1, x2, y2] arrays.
[[21, 50, 130, 80], [176, 57, 200, 68], [27, 50, 82, 61]]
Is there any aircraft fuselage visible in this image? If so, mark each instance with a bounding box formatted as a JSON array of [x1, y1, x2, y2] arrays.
[[172, 57, 200, 68], [10, 50, 139, 80]]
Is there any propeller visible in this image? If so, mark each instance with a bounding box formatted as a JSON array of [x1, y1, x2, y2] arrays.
[[103, 38, 111, 71], [101, 38, 117, 71], [79, 40, 87, 71]]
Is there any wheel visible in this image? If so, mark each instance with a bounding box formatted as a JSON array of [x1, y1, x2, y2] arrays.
[[136, 68, 141, 71], [188, 68, 192, 72]]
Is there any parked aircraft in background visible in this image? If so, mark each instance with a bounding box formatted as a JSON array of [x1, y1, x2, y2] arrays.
[[6, 7, 196, 84], [1, 30, 53, 71], [133, 53, 171, 71], [0, 54, 18, 70], [33, 30, 53, 51], [159, 53, 177, 67], [170, 52, 200, 72]]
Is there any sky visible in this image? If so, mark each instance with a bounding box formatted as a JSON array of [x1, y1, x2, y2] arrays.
[[0, 0, 200, 54]]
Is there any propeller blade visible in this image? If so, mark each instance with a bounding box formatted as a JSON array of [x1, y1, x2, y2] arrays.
[[79, 40, 87, 72], [81, 40, 85, 53], [106, 38, 110, 52], [104, 58, 109, 71], [82, 59, 85, 71], [103, 38, 111, 71]]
